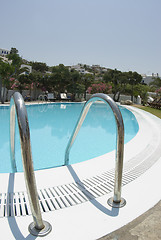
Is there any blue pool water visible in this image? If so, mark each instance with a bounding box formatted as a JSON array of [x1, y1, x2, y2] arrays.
[[0, 103, 139, 173]]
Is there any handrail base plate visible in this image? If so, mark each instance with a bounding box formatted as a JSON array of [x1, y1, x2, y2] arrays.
[[107, 197, 126, 208], [28, 220, 52, 236]]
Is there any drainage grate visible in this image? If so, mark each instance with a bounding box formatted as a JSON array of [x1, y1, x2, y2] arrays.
[[0, 173, 115, 218], [0, 129, 161, 218], [0, 192, 31, 217]]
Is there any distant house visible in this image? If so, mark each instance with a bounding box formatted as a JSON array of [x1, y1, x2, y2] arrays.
[[0, 48, 10, 56], [70, 64, 93, 75], [0, 55, 12, 64], [0, 48, 11, 64], [141, 73, 160, 85], [45, 71, 52, 75], [20, 64, 32, 75]]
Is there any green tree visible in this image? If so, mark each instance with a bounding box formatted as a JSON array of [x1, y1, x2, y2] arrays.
[[32, 61, 48, 73], [133, 84, 150, 105], [7, 47, 30, 82], [50, 64, 70, 96], [0, 59, 14, 103], [8, 47, 29, 76], [17, 74, 31, 93], [126, 71, 142, 101], [103, 69, 142, 102], [6, 48, 30, 96], [10, 47, 18, 54], [67, 69, 81, 100], [8, 48, 22, 69], [103, 69, 125, 101], [81, 73, 94, 100], [149, 77, 161, 88], [28, 72, 43, 100]]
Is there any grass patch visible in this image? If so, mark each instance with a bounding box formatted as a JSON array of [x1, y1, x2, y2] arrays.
[[134, 105, 161, 119]]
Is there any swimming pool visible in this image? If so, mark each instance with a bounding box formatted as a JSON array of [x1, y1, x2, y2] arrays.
[[0, 102, 139, 173]]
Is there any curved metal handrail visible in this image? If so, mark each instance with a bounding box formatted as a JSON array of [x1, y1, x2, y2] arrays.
[[64, 93, 126, 207], [10, 92, 52, 236]]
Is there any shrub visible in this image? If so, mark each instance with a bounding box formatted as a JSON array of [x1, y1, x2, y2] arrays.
[[87, 83, 112, 94]]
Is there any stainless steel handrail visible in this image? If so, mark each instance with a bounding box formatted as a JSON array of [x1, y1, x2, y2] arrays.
[[64, 93, 126, 208], [10, 92, 52, 236]]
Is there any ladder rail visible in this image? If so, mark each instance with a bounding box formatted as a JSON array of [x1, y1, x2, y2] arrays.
[[65, 93, 126, 207], [10, 92, 51, 236]]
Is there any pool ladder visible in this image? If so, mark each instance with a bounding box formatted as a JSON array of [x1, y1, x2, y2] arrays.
[[65, 93, 126, 207], [9, 92, 126, 236], [10, 92, 52, 236]]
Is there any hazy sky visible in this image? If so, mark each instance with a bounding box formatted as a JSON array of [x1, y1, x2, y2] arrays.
[[1, 0, 161, 75]]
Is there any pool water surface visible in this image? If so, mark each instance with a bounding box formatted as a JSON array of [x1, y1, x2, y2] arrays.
[[0, 103, 139, 173]]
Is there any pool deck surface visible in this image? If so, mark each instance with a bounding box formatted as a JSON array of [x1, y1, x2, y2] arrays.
[[99, 200, 161, 240], [0, 103, 161, 239]]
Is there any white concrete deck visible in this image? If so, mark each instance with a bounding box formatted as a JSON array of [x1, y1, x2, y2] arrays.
[[0, 106, 161, 239]]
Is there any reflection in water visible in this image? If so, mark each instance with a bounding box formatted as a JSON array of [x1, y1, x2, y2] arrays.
[[0, 103, 139, 173], [60, 104, 66, 109]]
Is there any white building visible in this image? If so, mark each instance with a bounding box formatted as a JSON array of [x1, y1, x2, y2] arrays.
[[20, 64, 32, 75], [0, 56, 12, 64], [142, 73, 160, 85], [0, 48, 10, 56], [70, 64, 93, 75]]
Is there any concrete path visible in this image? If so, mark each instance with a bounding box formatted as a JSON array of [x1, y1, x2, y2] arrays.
[[99, 200, 161, 240]]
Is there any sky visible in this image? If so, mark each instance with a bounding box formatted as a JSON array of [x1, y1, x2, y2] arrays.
[[0, 0, 161, 76]]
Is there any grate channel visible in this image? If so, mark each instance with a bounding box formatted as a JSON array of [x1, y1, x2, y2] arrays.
[[1, 134, 161, 218]]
